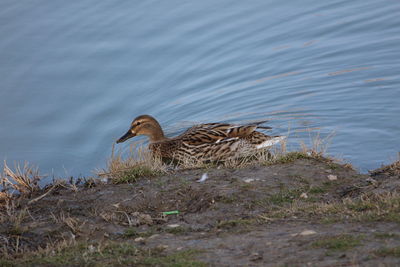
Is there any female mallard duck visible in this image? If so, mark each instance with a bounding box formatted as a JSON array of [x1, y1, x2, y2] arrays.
[[116, 115, 285, 162]]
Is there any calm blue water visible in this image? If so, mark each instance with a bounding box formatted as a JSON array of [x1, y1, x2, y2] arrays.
[[1, 0, 399, 181]]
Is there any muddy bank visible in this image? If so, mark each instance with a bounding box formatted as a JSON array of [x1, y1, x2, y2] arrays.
[[1, 154, 400, 266]]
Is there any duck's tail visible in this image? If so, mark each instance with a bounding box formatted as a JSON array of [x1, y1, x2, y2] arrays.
[[255, 136, 286, 149]]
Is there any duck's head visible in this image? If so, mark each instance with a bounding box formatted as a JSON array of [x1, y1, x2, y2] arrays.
[[116, 115, 166, 143]]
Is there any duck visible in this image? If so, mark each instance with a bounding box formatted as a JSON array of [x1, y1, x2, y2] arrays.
[[116, 114, 285, 163]]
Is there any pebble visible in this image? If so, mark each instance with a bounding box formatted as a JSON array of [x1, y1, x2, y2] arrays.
[[134, 237, 145, 243], [157, 245, 169, 250], [328, 174, 338, 181], [167, 224, 181, 228], [244, 178, 255, 183], [148, 234, 160, 239], [300, 230, 317, 236], [300, 192, 308, 199], [250, 252, 263, 261], [87, 245, 96, 253]]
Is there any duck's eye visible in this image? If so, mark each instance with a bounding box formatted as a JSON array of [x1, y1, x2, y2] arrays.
[[136, 121, 141, 126]]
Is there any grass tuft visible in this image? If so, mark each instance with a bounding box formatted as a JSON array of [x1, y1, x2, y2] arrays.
[[97, 143, 167, 184], [312, 234, 362, 251], [370, 157, 400, 177], [262, 192, 400, 223], [266, 151, 312, 165], [1, 161, 43, 196], [1, 241, 206, 266], [217, 219, 254, 229]]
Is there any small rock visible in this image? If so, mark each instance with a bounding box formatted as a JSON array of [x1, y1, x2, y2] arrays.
[[176, 247, 183, 251], [328, 175, 338, 181], [167, 224, 181, 228], [300, 192, 308, 199], [134, 237, 145, 243], [148, 234, 160, 239], [244, 178, 255, 183], [300, 230, 317, 236], [156, 245, 169, 250], [112, 203, 120, 208], [87, 245, 96, 253], [250, 252, 263, 261], [138, 214, 153, 225]]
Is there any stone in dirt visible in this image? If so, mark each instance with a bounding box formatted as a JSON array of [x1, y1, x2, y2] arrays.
[[328, 174, 338, 181]]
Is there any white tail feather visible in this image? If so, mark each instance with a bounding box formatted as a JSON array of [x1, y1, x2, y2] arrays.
[[256, 136, 286, 149]]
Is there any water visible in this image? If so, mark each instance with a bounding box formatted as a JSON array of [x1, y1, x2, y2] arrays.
[[1, 0, 399, 181]]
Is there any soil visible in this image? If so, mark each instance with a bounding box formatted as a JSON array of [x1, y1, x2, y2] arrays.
[[1, 156, 400, 266]]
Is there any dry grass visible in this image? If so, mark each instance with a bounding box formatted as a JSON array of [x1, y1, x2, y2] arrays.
[[97, 131, 336, 183], [370, 153, 400, 177], [97, 143, 168, 184], [299, 130, 335, 157], [1, 161, 43, 196]]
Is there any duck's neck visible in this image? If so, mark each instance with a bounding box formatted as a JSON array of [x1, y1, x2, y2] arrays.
[[148, 122, 167, 143]]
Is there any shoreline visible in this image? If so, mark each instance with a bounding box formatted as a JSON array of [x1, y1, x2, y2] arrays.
[[1, 152, 400, 266]]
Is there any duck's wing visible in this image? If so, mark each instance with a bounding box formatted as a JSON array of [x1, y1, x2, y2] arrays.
[[181, 122, 272, 146]]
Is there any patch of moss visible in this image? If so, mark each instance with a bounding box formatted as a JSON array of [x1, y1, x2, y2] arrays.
[[373, 232, 398, 239], [374, 246, 400, 257], [142, 249, 206, 267], [268, 188, 303, 205], [347, 201, 375, 212], [269, 192, 400, 223], [113, 165, 161, 184], [320, 217, 341, 224], [309, 186, 327, 194], [165, 226, 188, 235], [217, 219, 254, 229], [327, 162, 342, 170], [123, 227, 139, 238], [0, 260, 14, 267], [312, 234, 362, 251], [267, 152, 311, 165], [3, 242, 205, 267], [123, 227, 156, 239], [217, 194, 239, 204]]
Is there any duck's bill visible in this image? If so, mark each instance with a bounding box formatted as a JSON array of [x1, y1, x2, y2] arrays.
[[116, 130, 136, 143]]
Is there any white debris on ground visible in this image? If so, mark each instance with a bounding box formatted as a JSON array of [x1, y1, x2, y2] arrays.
[[300, 230, 317, 236], [167, 224, 181, 228], [328, 174, 338, 181], [300, 192, 308, 199], [197, 173, 208, 183]]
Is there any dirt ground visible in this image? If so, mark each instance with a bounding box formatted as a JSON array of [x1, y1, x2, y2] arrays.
[[1, 155, 400, 266]]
